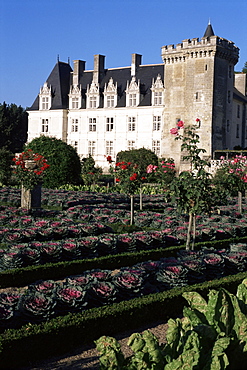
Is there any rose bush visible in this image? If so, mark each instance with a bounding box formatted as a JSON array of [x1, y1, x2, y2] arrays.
[[12, 149, 49, 190]]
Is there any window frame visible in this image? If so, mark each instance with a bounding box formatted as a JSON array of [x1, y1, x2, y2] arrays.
[[153, 116, 161, 131], [41, 119, 49, 133], [105, 140, 113, 156], [128, 117, 136, 131], [88, 140, 96, 156], [152, 140, 160, 156]]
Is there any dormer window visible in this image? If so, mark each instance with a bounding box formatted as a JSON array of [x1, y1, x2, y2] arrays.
[[125, 77, 140, 107], [154, 92, 162, 105], [151, 75, 164, 106], [86, 81, 100, 109], [89, 96, 97, 108], [39, 82, 52, 110], [129, 94, 137, 107], [41, 97, 49, 110], [104, 78, 117, 108], [69, 85, 82, 109], [72, 97, 79, 109]]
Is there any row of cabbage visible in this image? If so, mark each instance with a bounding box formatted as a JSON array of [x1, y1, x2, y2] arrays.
[[0, 231, 175, 270], [0, 244, 247, 331], [0, 187, 167, 210]]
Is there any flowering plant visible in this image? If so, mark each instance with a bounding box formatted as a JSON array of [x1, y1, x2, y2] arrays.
[[214, 154, 247, 199], [146, 158, 176, 188], [13, 149, 49, 190], [169, 119, 223, 250], [110, 160, 144, 195]]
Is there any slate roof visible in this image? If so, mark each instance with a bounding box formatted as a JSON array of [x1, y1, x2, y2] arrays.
[[29, 62, 73, 110], [233, 87, 247, 103], [29, 61, 164, 110], [203, 22, 215, 38]]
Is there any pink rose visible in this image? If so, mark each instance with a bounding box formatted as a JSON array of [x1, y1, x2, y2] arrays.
[[170, 127, 178, 135]]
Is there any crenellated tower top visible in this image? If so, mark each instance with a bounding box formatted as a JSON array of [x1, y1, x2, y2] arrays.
[[161, 24, 239, 65]]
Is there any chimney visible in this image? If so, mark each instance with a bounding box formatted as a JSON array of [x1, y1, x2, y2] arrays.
[[93, 54, 105, 83], [131, 53, 142, 76], [73, 60, 85, 85], [234, 73, 247, 96]]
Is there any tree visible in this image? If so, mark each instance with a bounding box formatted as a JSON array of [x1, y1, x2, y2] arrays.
[[242, 61, 247, 74], [25, 136, 82, 189], [0, 102, 28, 153], [116, 148, 158, 177], [169, 119, 224, 250], [213, 154, 247, 213], [0, 147, 13, 185], [81, 155, 102, 185]]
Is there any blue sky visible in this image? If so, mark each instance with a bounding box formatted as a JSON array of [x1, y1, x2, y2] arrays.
[[0, 0, 246, 108]]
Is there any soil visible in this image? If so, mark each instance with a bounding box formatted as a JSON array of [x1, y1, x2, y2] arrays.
[[17, 320, 169, 369]]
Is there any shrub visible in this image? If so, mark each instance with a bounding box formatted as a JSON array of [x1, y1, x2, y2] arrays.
[[0, 148, 13, 186], [116, 148, 158, 176], [25, 136, 82, 189], [81, 155, 102, 185]]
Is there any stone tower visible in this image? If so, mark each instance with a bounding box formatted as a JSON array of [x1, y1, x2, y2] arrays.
[[161, 22, 239, 170]]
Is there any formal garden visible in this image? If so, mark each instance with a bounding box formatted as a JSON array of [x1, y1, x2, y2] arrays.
[[1, 120, 247, 368]]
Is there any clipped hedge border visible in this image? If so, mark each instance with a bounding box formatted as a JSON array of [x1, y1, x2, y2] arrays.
[[0, 237, 244, 289], [1, 270, 247, 368]]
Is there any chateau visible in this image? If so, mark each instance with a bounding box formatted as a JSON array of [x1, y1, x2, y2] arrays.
[[27, 23, 247, 171]]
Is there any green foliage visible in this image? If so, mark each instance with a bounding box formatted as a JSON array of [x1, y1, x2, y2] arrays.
[[169, 120, 225, 249], [1, 270, 247, 367], [242, 61, 247, 74], [213, 155, 247, 196], [0, 147, 13, 185], [81, 155, 102, 185], [146, 158, 176, 189], [96, 279, 247, 369], [12, 149, 50, 190], [111, 161, 146, 195], [0, 102, 28, 153], [25, 136, 82, 189], [117, 148, 158, 176], [95, 336, 125, 369]]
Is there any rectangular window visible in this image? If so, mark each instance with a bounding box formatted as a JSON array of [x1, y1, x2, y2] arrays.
[[41, 119, 49, 133], [153, 116, 161, 131], [42, 97, 49, 110], [128, 140, 135, 150], [89, 124, 96, 132], [106, 117, 114, 131], [154, 91, 162, 105], [107, 95, 115, 108], [237, 105, 241, 119], [152, 140, 160, 156], [106, 141, 113, 156], [128, 117, 136, 131], [229, 65, 232, 78], [89, 118, 96, 131], [90, 96, 97, 108], [74, 141, 78, 152], [72, 97, 79, 109], [228, 91, 231, 103], [88, 141, 96, 156], [71, 119, 78, 132], [227, 120, 230, 133], [129, 94, 136, 107], [236, 124, 240, 138]]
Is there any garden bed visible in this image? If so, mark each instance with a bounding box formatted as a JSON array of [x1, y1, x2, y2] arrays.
[[0, 189, 247, 367]]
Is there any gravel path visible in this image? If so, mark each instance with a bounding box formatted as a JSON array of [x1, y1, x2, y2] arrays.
[[18, 320, 168, 369]]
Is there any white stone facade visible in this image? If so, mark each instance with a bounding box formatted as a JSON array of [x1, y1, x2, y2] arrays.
[[27, 24, 247, 172]]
